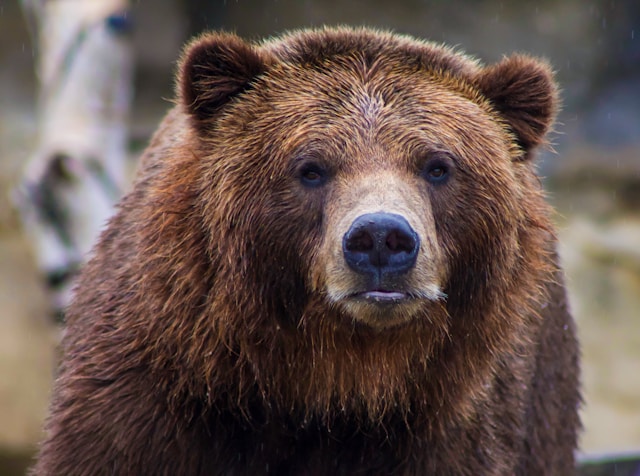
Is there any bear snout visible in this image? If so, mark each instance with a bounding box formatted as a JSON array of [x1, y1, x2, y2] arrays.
[[343, 212, 420, 281]]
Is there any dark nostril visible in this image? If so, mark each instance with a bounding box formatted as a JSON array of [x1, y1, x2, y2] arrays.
[[343, 212, 419, 276], [345, 228, 375, 253], [386, 229, 415, 253]]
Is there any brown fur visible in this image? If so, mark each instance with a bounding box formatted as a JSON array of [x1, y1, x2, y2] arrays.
[[33, 27, 580, 475]]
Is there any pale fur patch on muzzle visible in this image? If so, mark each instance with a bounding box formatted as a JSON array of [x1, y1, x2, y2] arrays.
[[315, 172, 447, 326]]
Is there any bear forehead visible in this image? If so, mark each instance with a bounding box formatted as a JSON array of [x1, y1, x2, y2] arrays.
[[216, 32, 499, 146], [257, 60, 488, 119], [258, 28, 492, 106], [230, 63, 506, 167]]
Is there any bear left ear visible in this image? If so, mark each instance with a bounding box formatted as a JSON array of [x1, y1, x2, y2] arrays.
[[178, 32, 270, 129], [475, 55, 558, 160]]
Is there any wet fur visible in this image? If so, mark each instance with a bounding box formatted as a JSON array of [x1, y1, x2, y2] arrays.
[[33, 27, 580, 475]]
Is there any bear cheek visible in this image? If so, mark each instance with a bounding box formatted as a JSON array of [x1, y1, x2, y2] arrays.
[[315, 173, 446, 326]]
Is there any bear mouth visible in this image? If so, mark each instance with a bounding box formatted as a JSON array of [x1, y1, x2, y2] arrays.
[[352, 290, 410, 304]]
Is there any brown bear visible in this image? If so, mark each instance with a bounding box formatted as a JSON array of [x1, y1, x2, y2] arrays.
[[33, 27, 581, 475]]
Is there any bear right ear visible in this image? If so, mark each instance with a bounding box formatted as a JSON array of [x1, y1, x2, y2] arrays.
[[178, 32, 268, 128]]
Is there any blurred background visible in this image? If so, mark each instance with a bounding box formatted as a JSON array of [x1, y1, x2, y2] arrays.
[[0, 0, 639, 474]]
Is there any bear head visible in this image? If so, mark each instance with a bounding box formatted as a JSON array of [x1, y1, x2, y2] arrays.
[[161, 27, 558, 421]]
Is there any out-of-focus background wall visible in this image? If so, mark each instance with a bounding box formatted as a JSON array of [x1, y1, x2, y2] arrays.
[[1, 0, 638, 473]]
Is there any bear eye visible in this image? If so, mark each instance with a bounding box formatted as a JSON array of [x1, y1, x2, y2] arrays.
[[428, 165, 446, 178], [421, 154, 452, 185], [299, 163, 328, 188]]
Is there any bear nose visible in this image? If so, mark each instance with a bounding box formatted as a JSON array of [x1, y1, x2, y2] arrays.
[[343, 213, 419, 277]]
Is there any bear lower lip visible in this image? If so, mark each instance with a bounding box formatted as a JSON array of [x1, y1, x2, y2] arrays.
[[356, 291, 409, 303]]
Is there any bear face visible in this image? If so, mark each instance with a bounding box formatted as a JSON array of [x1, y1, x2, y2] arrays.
[[180, 29, 554, 334], [198, 67, 523, 330]]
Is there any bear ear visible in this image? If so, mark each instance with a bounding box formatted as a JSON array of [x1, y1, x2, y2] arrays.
[[475, 55, 559, 160], [178, 32, 269, 128]]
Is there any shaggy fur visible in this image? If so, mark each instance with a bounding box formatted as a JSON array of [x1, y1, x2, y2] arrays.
[[33, 27, 580, 475]]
